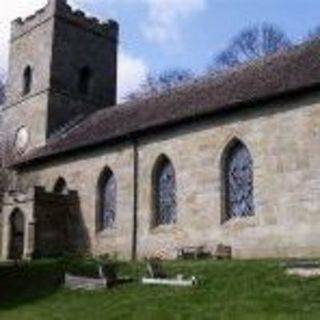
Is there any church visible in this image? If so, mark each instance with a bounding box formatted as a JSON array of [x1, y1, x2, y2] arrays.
[[1, 0, 320, 261]]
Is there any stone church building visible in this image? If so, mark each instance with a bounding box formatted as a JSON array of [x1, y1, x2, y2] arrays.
[[1, 0, 320, 261]]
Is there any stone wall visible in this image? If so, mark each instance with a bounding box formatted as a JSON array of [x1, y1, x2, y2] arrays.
[[137, 93, 320, 259], [3, 0, 118, 154], [48, 7, 118, 135], [3, 16, 54, 150], [17, 144, 135, 260], [3, 93, 49, 152], [14, 92, 320, 260], [0, 190, 35, 260], [33, 187, 90, 257]]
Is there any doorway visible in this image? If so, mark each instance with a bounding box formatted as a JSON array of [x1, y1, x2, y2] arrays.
[[8, 208, 25, 260]]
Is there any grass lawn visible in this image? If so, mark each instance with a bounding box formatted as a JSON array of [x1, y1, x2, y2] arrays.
[[1, 258, 320, 320]]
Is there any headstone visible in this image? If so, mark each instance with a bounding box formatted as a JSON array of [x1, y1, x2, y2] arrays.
[[147, 258, 167, 279]]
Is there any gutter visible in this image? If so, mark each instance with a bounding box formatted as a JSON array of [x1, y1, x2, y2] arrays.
[[10, 83, 320, 169], [132, 138, 139, 260]]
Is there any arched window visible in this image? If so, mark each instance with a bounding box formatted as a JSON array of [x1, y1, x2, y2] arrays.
[[53, 177, 68, 194], [23, 66, 32, 95], [152, 155, 177, 227], [9, 208, 25, 260], [97, 167, 117, 232], [222, 138, 254, 223], [78, 66, 91, 95]]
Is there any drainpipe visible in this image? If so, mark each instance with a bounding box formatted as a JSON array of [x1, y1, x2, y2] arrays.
[[132, 138, 139, 260]]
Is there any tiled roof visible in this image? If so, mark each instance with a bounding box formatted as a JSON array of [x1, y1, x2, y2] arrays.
[[13, 39, 320, 166]]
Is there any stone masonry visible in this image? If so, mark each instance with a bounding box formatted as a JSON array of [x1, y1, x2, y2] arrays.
[[3, 0, 118, 152], [1, 0, 320, 261], [11, 92, 320, 260]]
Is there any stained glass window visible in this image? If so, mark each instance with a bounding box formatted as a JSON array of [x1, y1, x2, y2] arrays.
[[97, 168, 117, 231], [153, 155, 177, 227], [223, 139, 254, 221]]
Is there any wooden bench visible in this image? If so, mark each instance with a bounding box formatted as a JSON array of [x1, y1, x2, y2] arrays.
[[177, 246, 211, 260], [214, 244, 232, 260], [146, 258, 168, 279]]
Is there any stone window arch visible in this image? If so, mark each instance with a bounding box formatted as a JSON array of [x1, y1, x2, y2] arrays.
[[78, 66, 92, 95], [23, 66, 32, 95], [152, 154, 177, 228], [221, 138, 254, 223], [8, 208, 25, 260], [97, 167, 117, 232], [53, 177, 68, 194]]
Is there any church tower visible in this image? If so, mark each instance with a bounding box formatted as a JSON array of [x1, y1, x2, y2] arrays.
[[3, 0, 118, 153]]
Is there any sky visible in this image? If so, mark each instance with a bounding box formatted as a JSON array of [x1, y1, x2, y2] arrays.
[[0, 0, 319, 100]]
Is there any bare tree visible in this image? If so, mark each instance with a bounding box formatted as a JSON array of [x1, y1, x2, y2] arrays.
[[0, 73, 5, 106], [308, 26, 320, 40], [213, 23, 292, 70], [126, 68, 194, 101]]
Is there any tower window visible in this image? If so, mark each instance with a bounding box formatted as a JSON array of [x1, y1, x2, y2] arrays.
[[23, 66, 32, 95], [78, 66, 92, 95]]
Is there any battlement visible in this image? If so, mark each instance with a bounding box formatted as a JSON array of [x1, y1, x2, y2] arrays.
[[11, 0, 119, 41]]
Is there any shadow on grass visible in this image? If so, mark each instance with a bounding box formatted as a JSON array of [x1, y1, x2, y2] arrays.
[[0, 260, 64, 310], [1, 259, 320, 319]]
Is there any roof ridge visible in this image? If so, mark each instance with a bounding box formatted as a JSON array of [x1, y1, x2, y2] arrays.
[[11, 38, 320, 166]]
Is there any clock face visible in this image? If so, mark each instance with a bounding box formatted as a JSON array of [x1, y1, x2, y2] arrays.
[[15, 126, 29, 153]]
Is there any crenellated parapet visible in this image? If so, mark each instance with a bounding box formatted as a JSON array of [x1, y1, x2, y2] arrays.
[[11, 0, 119, 41], [5, 0, 118, 159]]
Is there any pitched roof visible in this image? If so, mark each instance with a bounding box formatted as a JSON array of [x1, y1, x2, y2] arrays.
[[12, 39, 320, 166]]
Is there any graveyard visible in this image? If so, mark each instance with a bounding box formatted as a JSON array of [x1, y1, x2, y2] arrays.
[[1, 258, 320, 319]]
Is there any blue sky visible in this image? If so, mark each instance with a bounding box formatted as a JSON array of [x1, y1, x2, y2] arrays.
[[76, 0, 320, 72], [0, 0, 319, 99]]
